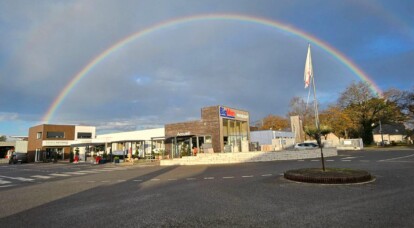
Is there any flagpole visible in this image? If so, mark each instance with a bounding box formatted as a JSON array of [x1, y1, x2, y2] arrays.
[[307, 44, 325, 171]]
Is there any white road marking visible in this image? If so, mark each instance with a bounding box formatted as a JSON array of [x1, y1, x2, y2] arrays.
[[0, 185, 15, 188], [262, 174, 272, 177], [77, 170, 100, 174], [222, 176, 234, 179], [0, 179, 12, 184], [49, 173, 71, 177], [31, 175, 53, 179], [133, 180, 143, 182], [204, 177, 215, 180], [242, 175, 253, 178], [63, 172, 86, 175], [0, 175, 35, 182], [150, 179, 160, 181], [378, 154, 414, 162], [342, 157, 356, 159], [342, 160, 352, 162]]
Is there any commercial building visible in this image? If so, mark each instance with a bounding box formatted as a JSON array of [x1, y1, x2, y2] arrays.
[[27, 124, 95, 162], [250, 130, 295, 151], [95, 128, 165, 159], [165, 105, 250, 158]]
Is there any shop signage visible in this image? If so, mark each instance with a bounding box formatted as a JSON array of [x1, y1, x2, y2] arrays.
[[177, 131, 191, 136], [236, 113, 249, 119], [220, 106, 235, 119], [42, 140, 70, 147]]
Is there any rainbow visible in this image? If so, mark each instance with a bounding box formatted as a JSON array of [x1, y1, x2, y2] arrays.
[[41, 13, 382, 123]]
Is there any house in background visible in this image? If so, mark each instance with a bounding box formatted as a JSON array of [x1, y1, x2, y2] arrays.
[[373, 123, 410, 145]]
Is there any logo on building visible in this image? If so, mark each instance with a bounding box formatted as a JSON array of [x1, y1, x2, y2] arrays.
[[220, 106, 235, 119]]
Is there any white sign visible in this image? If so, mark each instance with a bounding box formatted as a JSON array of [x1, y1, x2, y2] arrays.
[[236, 113, 249, 119], [343, 140, 352, 145], [42, 141, 70, 147], [177, 132, 191, 136]]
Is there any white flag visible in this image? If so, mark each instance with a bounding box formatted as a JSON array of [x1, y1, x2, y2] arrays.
[[304, 44, 313, 88]]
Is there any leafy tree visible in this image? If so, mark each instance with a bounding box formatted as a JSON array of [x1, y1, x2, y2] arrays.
[[259, 114, 289, 130], [338, 82, 406, 145], [319, 105, 356, 139], [304, 125, 332, 141], [0, 135, 6, 142]]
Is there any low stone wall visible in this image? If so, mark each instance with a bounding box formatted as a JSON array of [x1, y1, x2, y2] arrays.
[[160, 148, 337, 166]]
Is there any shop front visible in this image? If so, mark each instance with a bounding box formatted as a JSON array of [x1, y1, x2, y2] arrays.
[[165, 105, 250, 158]]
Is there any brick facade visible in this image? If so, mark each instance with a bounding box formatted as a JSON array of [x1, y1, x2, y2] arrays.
[[165, 105, 250, 155], [27, 124, 75, 162]]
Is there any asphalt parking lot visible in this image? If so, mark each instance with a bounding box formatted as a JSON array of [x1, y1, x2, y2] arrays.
[[0, 148, 413, 227]]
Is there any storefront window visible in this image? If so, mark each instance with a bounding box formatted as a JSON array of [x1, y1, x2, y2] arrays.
[[222, 119, 248, 152]]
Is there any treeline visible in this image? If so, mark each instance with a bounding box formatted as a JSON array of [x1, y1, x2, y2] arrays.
[[256, 81, 414, 145]]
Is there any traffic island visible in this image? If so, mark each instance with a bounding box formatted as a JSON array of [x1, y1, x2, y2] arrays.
[[284, 168, 373, 184]]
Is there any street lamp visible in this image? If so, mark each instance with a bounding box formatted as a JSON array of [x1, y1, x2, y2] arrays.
[[379, 120, 384, 146], [372, 121, 384, 146]]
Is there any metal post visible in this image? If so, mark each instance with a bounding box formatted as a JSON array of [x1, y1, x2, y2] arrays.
[[380, 120, 384, 146], [310, 46, 325, 171]]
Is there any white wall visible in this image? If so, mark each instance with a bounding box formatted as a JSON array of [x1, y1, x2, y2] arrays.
[[96, 128, 165, 141], [75, 126, 96, 139]]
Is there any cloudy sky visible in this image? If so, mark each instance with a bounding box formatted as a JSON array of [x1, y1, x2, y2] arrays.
[[1, 0, 413, 136]]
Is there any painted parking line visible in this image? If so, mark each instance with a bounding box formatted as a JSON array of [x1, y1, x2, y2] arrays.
[[261, 174, 272, 177], [242, 175, 253, 178], [31, 175, 53, 179], [204, 177, 215, 180], [222, 176, 234, 179], [133, 180, 143, 182], [49, 173, 71, 177], [150, 179, 160, 181], [342, 157, 357, 159], [342, 160, 352, 162]]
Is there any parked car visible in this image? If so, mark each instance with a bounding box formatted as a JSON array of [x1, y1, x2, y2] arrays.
[[294, 142, 319, 149], [9, 152, 28, 164]]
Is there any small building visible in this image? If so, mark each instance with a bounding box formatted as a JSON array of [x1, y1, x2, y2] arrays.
[[27, 124, 96, 162], [373, 123, 409, 145], [165, 105, 250, 158], [250, 130, 295, 151], [0, 136, 28, 158]]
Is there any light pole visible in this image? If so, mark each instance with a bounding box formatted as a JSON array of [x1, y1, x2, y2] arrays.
[[379, 120, 384, 146]]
